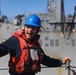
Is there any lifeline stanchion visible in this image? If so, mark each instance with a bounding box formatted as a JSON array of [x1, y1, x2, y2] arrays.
[[65, 60, 71, 75]]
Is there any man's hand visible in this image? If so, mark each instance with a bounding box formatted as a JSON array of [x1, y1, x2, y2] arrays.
[[62, 57, 71, 65]]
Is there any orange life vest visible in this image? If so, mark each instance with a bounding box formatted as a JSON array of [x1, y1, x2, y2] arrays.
[[8, 30, 43, 73]]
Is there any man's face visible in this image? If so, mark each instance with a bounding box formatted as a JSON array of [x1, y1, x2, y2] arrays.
[[24, 25, 39, 40]]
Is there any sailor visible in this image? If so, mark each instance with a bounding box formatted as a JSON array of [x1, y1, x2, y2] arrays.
[[0, 14, 71, 75]]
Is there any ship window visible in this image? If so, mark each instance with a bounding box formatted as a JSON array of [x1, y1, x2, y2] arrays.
[[0, 25, 1, 28], [46, 27, 49, 30], [39, 39, 42, 46], [45, 37, 48, 40], [55, 39, 59, 47], [50, 39, 54, 46], [72, 39, 75, 47], [7, 26, 9, 29], [45, 43, 48, 47]]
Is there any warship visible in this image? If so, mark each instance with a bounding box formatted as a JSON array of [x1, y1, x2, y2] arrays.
[[0, 0, 76, 75]]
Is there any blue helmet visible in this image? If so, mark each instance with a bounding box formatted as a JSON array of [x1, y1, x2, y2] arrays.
[[24, 14, 41, 27]]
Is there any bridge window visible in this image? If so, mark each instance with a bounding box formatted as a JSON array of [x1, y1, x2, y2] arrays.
[[45, 43, 49, 47], [50, 39, 54, 47], [55, 39, 59, 47], [72, 39, 75, 47], [45, 37, 49, 40]]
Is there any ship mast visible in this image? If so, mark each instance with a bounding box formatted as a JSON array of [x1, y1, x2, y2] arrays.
[[56, 0, 65, 22], [47, 0, 54, 13]]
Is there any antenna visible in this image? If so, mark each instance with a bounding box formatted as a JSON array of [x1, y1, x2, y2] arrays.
[[0, 0, 1, 16], [75, 6, 76, 15]]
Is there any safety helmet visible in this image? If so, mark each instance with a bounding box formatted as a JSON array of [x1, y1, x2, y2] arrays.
[[24, 14, 41, 27]]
